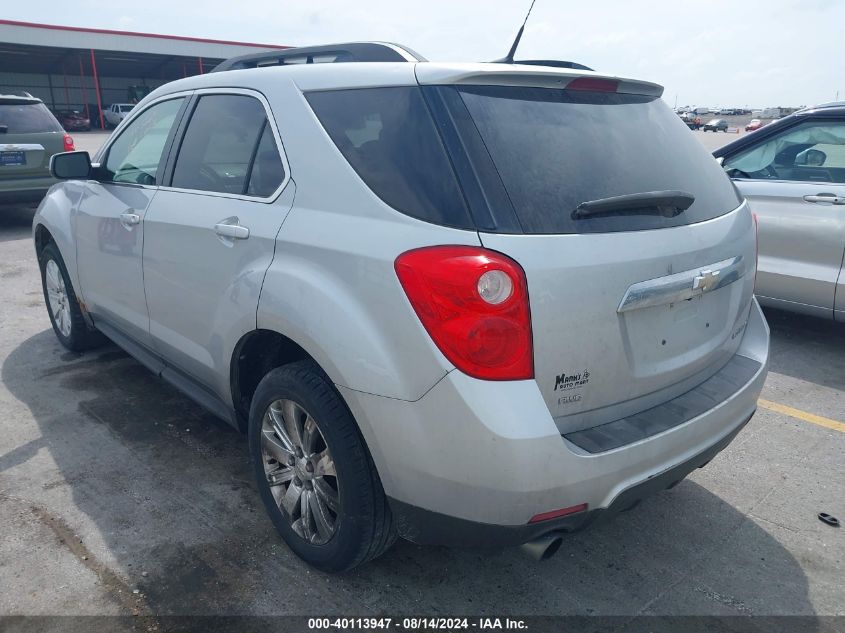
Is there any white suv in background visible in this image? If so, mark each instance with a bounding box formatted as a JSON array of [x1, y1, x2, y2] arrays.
[[104, 102, 134, 127], [34, 42, 769, 571]]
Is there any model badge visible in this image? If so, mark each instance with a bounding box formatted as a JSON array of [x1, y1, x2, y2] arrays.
[[731, 322, 747, 340]]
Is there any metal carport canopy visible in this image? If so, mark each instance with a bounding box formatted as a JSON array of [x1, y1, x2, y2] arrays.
[[0, 19, 288, 128], [0, 19, 287, 60]]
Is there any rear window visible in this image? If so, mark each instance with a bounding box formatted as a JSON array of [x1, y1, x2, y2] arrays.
[[306, 87, 472, 229], [455, 86, 742, 234], [0, 101, 63, 134]]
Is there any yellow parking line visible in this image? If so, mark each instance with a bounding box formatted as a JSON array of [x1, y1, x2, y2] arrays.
[[758, 398, 845, 433]]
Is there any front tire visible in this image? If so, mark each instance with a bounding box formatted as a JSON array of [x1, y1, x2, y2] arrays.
[[248, 360, 396, 572], [39, 242, 105, 352]]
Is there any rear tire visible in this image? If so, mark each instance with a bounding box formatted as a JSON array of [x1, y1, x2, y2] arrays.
[[38, 242, 106, 352], [248, 360, 396, 572]]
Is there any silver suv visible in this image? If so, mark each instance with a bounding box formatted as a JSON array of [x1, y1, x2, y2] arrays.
[[33, 43, 769, 571]]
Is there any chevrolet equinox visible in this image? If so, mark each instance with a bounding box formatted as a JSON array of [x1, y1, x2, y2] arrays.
[[33, 43, 769, 571]]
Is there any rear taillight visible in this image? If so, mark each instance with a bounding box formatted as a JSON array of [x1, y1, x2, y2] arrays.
[[566, 77, 619, 92], [395, 246, 533, 381], [63, 134, 75, 152]]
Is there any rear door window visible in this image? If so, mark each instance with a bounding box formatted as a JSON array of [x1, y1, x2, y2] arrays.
[[454, 86, 742, 234], [171, 94, 285, 197], [306, 87, 472, 228], [0, 101, 63, 133]]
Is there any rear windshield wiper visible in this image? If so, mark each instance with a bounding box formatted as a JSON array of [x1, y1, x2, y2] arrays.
[[572, 190, 695, 219]]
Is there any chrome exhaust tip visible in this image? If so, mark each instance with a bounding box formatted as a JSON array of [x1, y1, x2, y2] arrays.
[[520, 533, 564, 561]]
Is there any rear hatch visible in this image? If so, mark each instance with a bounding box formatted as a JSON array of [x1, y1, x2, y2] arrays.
[[420, 70, 756, 433], [0, 98, 64, 182]]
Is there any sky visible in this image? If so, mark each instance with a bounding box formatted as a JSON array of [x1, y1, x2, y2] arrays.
[[4, 0, 844, 108]]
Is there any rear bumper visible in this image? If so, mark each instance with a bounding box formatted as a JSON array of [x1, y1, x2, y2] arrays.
[[339, 299, 769, 546], [389, 412, 751, 547], [0, 176, 56, 204]]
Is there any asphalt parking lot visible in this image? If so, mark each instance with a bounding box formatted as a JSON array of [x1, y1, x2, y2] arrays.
[[70, 131, 111, 155], [0, 130, 843, 626]]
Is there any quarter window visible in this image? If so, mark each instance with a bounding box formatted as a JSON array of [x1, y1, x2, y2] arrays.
[[171, 94, 285, 196], [103, 97, 184, 185], [306, 87, 472, 228], [246, 124, 286, 197]]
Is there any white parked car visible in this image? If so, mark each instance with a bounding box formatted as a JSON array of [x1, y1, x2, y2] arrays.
[[104, 103, 134, 128]]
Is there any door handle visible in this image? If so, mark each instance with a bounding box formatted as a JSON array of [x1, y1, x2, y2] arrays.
[[803, 194, 845, 204], [119, 211, 140, 226], [214, 219, 250, 240]]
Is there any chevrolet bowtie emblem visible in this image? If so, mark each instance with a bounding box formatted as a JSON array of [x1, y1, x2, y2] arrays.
[[692, 269, 720, 293]]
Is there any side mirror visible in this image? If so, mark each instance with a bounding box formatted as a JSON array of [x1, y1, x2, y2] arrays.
[[796, 149, 826, 167], [50, 151, 92, 180]]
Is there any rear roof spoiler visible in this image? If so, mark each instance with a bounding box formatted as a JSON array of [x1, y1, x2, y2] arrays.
[[212, 42, 426, 72], [415, 64, 664, 97]]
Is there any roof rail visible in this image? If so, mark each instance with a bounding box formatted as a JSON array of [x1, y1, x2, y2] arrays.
[[0, 90, 37, 99], [211, 42, 426, 73], [511, 60, 594, 71]]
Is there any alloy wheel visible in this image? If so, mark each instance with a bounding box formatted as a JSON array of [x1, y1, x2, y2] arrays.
[[260, 399, 340, 545], [45, 259, 72, 338]]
